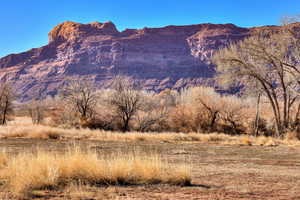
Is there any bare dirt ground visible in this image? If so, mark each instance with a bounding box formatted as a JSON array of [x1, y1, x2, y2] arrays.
[[0, 139, 299, 200]]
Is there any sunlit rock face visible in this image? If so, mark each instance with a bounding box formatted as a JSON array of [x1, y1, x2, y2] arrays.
[[0, 21, 292, 101]]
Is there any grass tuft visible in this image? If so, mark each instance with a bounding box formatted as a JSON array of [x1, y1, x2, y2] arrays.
[[0, 147, 191, 196]]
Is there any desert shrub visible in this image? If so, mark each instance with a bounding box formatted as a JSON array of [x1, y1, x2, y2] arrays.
[[170, 87, 260, 134], [134, 92, 169, 132], [250, 117, 269, 136], [80, 107, 117, 130], [168, 105, 198, 132], [25, 99, 46, 124], [285, 131, 300, 140], [135, 109, 168, 132], [168, 87, 206, 132], [170, 87, 224, 133], [218, 96, 250, 135], [193, 87, 223, 132], [49, 103, 79, 128]]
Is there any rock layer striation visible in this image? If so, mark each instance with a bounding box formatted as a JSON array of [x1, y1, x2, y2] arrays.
[[0, 21, 296, 101]]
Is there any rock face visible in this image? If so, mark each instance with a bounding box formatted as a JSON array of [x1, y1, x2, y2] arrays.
[[0, 21, 294, 101]]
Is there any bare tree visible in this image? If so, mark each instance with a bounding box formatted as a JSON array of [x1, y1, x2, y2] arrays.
[[276, 16, 300, 132], [0, 82, 15, 125], [108, 75, 142, 132], [213, 31, 300, 136], [60, 79, 98, 124], [26, 99, 46, 124]]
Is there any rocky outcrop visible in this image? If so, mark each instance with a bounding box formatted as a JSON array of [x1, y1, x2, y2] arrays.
[[48, 21, 119, 42], [0, 21, 296, 101]]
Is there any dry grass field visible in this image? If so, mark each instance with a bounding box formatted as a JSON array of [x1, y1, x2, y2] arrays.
[[0, 118, 299, 199], [1, 123, 300, 146], [0, 139, 299, 199]]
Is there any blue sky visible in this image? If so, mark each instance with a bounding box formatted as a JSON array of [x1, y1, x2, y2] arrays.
[[0, 0, 299, 58]]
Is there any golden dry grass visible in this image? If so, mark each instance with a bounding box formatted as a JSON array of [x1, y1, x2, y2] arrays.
[[0, 124, 300, 146], [0, 146, 191, 197], [0, 125, 61, 139]]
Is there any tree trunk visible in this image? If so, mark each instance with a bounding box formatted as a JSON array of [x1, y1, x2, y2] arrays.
[[122, 116, 130, 132], [123, 120, 129, 132], [254, 93, 261, 137], [1, 99, 8, 125], [210, 111, 218, 131]]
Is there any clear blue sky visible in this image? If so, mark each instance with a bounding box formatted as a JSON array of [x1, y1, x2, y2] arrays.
[[1, 0, 299, 58]]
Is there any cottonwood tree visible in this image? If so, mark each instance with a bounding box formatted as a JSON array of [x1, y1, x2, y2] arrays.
[[213, 31, 300, 136], [60, 79, 98, 124], [0, 82, 15, 125], [108, 75, 142, 132]]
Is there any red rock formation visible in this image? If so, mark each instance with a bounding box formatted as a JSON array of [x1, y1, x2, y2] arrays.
[[0, 21, 297, 101], [48, 21, 119, 42]]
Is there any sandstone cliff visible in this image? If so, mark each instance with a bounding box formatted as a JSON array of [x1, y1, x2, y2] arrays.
[[0, 21, 293, 101]]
